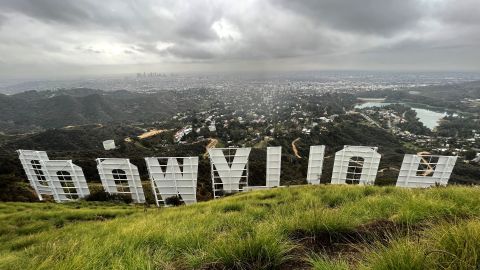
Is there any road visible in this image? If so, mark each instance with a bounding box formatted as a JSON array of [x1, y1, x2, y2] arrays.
[[291, 138, 302, 159], [137, 129, 168, 139], [348, 111, 383, 129], [203, 138, 218, 159], [359, 112, 382, 129]]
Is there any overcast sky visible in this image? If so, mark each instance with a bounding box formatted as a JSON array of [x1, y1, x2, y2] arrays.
[[0, 0, 479, 79]]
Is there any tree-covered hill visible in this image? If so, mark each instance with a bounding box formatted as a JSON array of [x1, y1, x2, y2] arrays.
[[0, 88, 202, 133], [357, 80, 480, 114]]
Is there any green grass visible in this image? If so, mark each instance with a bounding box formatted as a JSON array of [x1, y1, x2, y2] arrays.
[[2, 185, 480, 269], [308, 255, 350, 270]]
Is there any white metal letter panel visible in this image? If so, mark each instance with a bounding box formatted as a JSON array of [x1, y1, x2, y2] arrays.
[[17, 149, 52, 200], [42, 160, 90, 202], [396, 154, 457, 188], [96, 158, 145, 203], [266, 147, 282, 187], [331, 146, 381, 185], [145, 157, 198, 206], [306, 145, 326, 185], [208, 148, 251, 192]]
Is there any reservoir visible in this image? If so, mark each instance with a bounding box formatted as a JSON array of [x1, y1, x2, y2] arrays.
[[354, 102, 447, 130]]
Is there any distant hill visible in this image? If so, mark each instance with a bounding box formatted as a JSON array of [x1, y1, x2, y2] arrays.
[[357, 80, 480, 114], [0, 88, 198, 133], [416, 80, 480, 100], [0, 125, 142, 152]]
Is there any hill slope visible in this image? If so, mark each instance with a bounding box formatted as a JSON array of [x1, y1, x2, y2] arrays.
[[0, 88, 199, 133], [2, 185, 480, 269]]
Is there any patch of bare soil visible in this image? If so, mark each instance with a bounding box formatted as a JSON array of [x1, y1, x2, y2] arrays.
[[289, 219, 421, 265]]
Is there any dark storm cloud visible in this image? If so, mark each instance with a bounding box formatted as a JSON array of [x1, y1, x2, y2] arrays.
[[274, 0, 423, 36], [0, 0, 90, 25], [0, 0, 138, 29], [0, 0, 219, 42]]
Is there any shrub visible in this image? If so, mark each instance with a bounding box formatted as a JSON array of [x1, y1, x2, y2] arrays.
[[164, 195, 184, 207], [84, 190, 133, 204], [0, 175, 38, 202]]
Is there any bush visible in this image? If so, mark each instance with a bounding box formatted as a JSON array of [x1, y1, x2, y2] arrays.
[[164, 195, 184, 206], [464, 149, 477, 161], [0, 174, 38, 202], [84, 189, 133, 204]]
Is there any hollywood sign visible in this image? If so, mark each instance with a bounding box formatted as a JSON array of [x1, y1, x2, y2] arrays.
[[17, 145, 458, 205]]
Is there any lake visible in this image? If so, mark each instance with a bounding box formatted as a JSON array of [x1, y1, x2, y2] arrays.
[[354, 102, 447, 130]]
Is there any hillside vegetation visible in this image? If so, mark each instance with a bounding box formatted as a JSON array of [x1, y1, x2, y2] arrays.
[[0, 88, 201, 133], [2, 185, 480, 269]]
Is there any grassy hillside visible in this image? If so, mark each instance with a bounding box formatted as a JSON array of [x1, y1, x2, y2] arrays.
[[2, 185, 480, 269]]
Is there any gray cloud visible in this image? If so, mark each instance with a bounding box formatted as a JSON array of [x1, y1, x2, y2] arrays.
[[0, 0, 91, 25], [0, 1, 149, 30], [274, 0, 423, 36], [0, 0, 479, 79], [437, 0, 480, 26], [166, 43, 216, 60], [0, 0, 226, 42], [0, 13, 6, 27], [172, 1, 222, 42]]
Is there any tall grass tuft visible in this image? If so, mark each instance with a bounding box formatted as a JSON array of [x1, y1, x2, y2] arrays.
[[428, 220, 480, 270], [308, 254, 350, 270], [208, 227, 296, 269], [361, 239, 428, 270]]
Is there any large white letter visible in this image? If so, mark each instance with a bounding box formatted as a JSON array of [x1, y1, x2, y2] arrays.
[[42, 160, 90, 202], [396, 154, 457, 188], [17, 149, 53, 200], [208, 148, 251, 198], [306, 145, 326, 185], [96, 158, 145, 203], [145, 157, 198, 206], [266, 147, 282, 187], [331, 146, 381, 185]]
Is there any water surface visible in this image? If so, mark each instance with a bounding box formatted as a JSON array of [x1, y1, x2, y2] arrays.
[[354, 102, 446, 130]]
